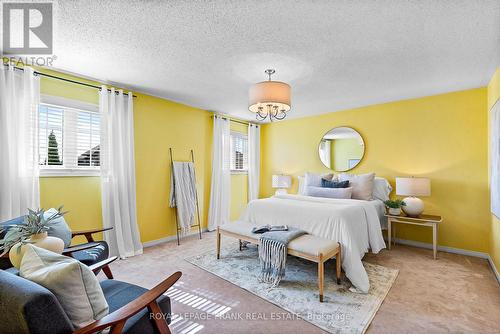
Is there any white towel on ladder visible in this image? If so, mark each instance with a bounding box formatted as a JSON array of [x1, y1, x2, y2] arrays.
[[169, 161, 197, 234]]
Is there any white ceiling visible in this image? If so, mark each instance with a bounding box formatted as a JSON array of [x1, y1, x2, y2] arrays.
[[41, 1, 500, 120]]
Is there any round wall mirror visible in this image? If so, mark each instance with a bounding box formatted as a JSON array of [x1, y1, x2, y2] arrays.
[[318, 127, 365, 172]]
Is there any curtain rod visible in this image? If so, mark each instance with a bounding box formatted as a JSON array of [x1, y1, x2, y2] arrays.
[[212, 114, 259, 127], [3, 64, 137, 98]]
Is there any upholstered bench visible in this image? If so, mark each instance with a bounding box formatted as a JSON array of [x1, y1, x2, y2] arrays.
[[217, 221, 341, 302]]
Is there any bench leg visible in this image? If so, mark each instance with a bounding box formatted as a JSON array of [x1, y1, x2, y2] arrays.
[[318, 254, 324, 302], [216, 227, 221, 259], [336, 244, 341, 285]]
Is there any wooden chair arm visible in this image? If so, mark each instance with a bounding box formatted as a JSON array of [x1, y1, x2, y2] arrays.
[[88, 256, 118, 274], [74, 271, 182, 334], [62, 242, 100, 255], [71, 227, 113, 238]]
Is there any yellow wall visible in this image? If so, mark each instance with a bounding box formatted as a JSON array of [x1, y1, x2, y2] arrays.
[[488, 67, 500, 270], [261, 88, 490, 252], [37, 68, 212, 244]]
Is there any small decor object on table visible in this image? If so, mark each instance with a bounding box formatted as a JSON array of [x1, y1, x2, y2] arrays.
[[0, 207, 67, 268], [385, 213, 443, 259], [383, 199, 406, 216]]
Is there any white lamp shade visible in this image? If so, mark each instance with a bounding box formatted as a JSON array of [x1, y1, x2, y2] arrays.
[[396, 177, 431, 197], [272, 175, 292, 189], [249, 81, 291, 113]]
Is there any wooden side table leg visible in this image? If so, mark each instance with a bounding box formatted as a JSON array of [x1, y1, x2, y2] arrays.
[[388, 218, 392, 250], [433, 223, 437, 259], [393, 223, 397, 247]]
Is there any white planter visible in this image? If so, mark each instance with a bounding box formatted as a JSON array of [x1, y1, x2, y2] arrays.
[[9, 232, 64, 269], [388, 207, 401, 216]]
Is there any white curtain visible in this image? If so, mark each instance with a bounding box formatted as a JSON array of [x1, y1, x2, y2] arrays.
[[248, 123, 260, 201], [99, 86, 142, 258], [0, 66, 40, 220], [208, 115, 231, 231]]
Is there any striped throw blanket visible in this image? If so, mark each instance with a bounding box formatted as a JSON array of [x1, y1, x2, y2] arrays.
[[258, 227, 306, 287]]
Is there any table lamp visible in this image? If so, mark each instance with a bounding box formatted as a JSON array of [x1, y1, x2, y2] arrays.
[[396, 177, 431, 217], [272, 174, 292, 195]]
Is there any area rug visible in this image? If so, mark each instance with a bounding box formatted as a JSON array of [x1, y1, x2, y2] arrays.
[[185, 244, 398, 334]]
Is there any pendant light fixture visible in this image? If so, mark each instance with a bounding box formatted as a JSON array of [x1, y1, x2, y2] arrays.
[[248, 69, 291, 121]]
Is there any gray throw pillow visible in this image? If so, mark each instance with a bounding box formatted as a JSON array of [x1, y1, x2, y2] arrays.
[[44, 208, 72, 247]]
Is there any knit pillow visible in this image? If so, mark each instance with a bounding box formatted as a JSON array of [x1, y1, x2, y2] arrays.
[[19, 245, 109, 329]]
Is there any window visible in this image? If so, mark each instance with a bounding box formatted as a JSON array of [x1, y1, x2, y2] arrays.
[[230, 132, 248, 173], [38, 97, 100, 176]]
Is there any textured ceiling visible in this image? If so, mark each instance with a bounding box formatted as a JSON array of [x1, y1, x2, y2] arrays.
[[34, 1, 500, 120]]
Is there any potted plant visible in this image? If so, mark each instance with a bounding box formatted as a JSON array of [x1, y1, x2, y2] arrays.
[[0, 206, 67, 268], [384, 199, 406, 216]]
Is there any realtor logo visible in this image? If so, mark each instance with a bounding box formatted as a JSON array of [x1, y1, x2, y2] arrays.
[[2, 2, 53, 55]]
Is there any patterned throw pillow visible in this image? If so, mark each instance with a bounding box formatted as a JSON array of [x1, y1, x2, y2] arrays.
[[321, 179, 350, 188]]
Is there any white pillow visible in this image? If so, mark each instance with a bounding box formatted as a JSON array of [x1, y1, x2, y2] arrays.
[[304, 172, 335, 187], [20, 245, 109, 329], [373, 177, 392, 201], [298, 175, 306, 195], [304, 186, 353, 199], [338, 172, 376, 200]]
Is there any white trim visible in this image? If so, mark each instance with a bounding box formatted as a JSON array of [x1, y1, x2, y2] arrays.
[[143, 228, 209, 248], [488, 256, 500, 286], [230, 169, 248, 175], [40, 168, 100, 177], [41, 94, 99, 113], [393, 237, 489, 258], [393, 237, 499, 285]]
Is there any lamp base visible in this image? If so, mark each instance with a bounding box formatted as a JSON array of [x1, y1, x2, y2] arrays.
[[402, 197, 424, 217], [275, 189, 288, 195]]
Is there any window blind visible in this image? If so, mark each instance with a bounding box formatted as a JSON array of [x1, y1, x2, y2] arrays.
[[230, 132, 248, 171], [38, 103, 100, 170]]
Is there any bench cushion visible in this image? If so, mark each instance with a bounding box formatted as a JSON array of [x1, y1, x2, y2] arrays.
[[288, 235, 338, 257], [219, 221, 258, 240], [220, 222, 339, 258]]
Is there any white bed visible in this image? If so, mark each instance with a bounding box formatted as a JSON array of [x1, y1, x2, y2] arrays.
[[239, 194, 387, 293]]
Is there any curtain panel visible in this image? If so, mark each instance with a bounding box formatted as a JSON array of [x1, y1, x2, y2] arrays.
[[0, 66, 40, 220], [99, 86, 142, 258]]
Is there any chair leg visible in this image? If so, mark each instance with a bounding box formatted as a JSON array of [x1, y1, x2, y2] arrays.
[[336, 244, 342, 285], [148, 300, 171, 334], [318, 254, 324, 302], [216, 227, 221, 259], [102, 265, 114, 279]]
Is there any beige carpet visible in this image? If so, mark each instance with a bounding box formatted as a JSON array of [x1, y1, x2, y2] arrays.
[[186, 243, 398, 333], [108, 232, 500, 333]]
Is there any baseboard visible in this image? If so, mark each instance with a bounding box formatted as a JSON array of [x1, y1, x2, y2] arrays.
[[487, 256, 500, 286], [393, 238, 489, 258], [393, 238, 500, 284], [142, 228, 209, 248]]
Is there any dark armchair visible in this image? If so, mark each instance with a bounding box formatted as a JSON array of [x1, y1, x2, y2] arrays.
[[1, 214, 114, 279], [0, 262, 182, 334], [65, 226, 115, 278]]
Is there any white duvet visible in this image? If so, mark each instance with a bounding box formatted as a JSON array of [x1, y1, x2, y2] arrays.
[[239, 194, 386, 293]]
